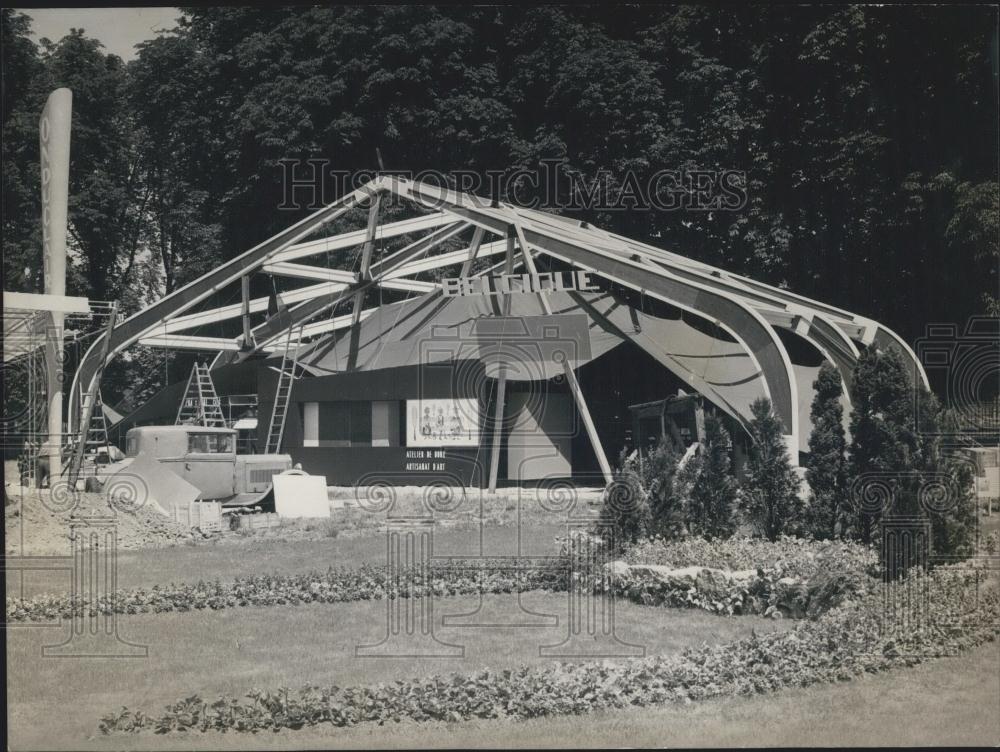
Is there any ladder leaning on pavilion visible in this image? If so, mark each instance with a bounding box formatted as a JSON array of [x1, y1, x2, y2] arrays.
[[66, 303, 118, 486], [175, 362, 227, 427], [264, 325, 302, 454]]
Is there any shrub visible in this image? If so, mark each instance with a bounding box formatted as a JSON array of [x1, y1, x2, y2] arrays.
[[740, 398, 804, 540], [640, 439, 686, 537], [805, 363, 848, 539], [687, 416, 738, 538], [622, 535, 878, 580], [848, 348, 977, 561], [847, 347, 921, 543], [598, 450, 654, 551], [613, 535, 878, 617]]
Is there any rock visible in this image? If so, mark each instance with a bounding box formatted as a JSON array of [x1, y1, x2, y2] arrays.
[[695, 567, 731, 600], [628, 564, 703, 587], [605, 560, 630, 578]]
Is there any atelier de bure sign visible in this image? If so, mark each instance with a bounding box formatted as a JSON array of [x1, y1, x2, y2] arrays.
[[440, 270, 598, 297]]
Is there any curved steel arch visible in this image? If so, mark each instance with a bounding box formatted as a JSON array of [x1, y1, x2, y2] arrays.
[[389, 177, 801, 450], [68, 181, 384, 433], [514, 226, 800, 448], [70, 174, 926, 467]]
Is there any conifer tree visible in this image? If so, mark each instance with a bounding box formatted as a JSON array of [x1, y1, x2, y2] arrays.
[[805, 363, 848, 539], [688, 415, 738, 538], [741, 398, 804, 540]]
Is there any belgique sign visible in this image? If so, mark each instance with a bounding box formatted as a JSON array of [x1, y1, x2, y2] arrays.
[[441, 270, 598, 297]]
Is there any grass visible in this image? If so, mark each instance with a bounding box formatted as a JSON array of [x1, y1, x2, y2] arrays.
[[7, 481, 998, 748], [6, 592, 791, 750], [7, 603, 997, 749], [5, 521, 569, 599]]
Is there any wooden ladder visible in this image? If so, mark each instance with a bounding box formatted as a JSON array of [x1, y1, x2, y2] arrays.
[[264, 326, 301, 454], [66, 304, 118, 485], [176, 362, 227, 427]]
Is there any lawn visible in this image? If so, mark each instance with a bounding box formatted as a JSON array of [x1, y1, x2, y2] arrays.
[[7, 603, 996, 749], [6, 592, 792, 750], [5, 520, 569, 599], [7, 484, 998, 749]]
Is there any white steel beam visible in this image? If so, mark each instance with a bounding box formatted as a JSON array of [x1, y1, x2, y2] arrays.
[[270, 210, 454, 264], [258, 308, 376, 350], [162, 281, 351, 333], [261, 262, 435, 293], [138, 334, 241, 351], [384, 238, 507, 278], [3, 291, 91, 314]]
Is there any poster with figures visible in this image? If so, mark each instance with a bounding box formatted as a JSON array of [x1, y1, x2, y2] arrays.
[[406, 398, 479, 446]]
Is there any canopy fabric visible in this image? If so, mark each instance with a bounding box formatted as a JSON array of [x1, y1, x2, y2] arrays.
[[292, 289, 767, 428]]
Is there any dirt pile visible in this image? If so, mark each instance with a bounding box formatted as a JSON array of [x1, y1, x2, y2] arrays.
[[5, 484, 204, 556]]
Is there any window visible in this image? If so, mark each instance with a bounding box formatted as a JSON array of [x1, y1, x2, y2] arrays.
[[303, 401, 397, 447], [187, 432, 235, 454], [371, 401, 400, 447]]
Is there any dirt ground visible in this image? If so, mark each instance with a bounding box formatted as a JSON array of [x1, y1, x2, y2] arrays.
[[4, 485, 205, 556], [4, 455, 603, 556]]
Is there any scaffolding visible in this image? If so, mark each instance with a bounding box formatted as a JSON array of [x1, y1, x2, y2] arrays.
[[2, 300, 118, 487]]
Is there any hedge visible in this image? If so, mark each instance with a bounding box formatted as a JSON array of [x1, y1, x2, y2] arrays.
[[98, 566, 997, 734], [4, 538, 881, 623]]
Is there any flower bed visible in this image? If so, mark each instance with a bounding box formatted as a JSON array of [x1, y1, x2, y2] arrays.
[[623, 535, 878, 580], [5, 560, 568, 623], [5, 537, 878, 623], [606, 560, 869, 618], [98, 567, 998, 734]]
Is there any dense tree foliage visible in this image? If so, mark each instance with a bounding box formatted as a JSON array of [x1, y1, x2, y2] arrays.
[[2, 6, 997, 406], [846, 347, 920, 542], [847, 347, 977, 560], [805, 363, 848, 539]]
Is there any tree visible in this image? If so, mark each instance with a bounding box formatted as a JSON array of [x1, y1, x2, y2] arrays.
[[847, 347, 920, 542], [129, 32, 223, 294], [805, 363, 848, 539], [848, 347, 978, 564], [641, 438, 685, 537], [687, 415, 738, 538], [2, 9, 44, 292], [598, 447, 654, 551], [741, 397, 803, 540]]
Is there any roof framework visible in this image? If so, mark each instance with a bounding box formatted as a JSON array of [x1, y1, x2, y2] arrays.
[[69, 176, 930, 470]]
